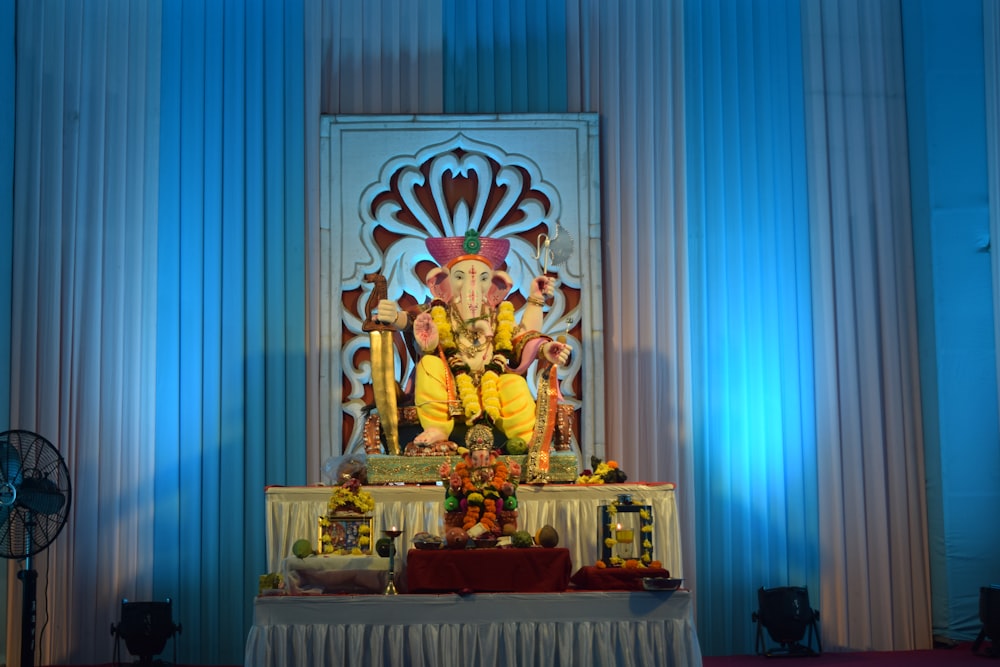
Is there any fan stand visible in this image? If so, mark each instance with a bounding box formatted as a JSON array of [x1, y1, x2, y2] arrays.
[[17, 517, 39, 667], [0, 430, 72, 667]]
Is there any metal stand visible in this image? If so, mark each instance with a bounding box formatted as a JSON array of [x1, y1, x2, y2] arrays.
[[383, 529, 402, 594]]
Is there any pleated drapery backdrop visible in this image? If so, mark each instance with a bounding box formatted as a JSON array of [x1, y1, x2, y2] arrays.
[[5, 1, 310, 663], [6, 1, 165, 663], [155, 0, 310, 658], [801, 0, 931, 649], [685, 0, 821, 652], [2, 0, 996, 664]]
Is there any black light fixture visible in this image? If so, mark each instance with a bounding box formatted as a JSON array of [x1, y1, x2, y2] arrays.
[[110, 598, 181, 667], [973, 584, 1000, 657], [752, 585, 822, 657]]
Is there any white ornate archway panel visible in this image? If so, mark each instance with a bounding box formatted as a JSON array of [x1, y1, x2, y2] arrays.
[[318, 114, 604, 465]]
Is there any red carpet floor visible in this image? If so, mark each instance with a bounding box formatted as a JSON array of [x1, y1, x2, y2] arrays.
[[704, 642, 995, 666]]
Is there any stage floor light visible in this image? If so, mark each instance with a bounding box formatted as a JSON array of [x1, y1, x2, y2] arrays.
[[110, 598, 181, 667], [752, 585, 821, 657], [973, 584, 1000, 657]]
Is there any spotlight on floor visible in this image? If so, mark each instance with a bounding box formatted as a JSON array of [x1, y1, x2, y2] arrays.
[[973, 584, 1000, 657], [110, 598, 181, 667], [752, 585, 821, 657]]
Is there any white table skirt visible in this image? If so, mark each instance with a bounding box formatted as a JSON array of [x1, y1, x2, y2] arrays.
[[265, 483, 682, 578], [244, 591, 702, 667], [282, 554, 402, 594]]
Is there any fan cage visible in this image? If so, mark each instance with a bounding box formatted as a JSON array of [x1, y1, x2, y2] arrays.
[[0, 429, 73, 559]]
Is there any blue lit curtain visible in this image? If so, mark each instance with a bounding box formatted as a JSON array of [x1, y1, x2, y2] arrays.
[[2, 0, 949, 663], [5, 1, 166, 663], [0, 0, 12, 427], [154, 0, 308, 661], [684, 0, 821, 653], [901, 0, 998, 645], [5, 0, 309, 663], [986, 0, 1000, 433]]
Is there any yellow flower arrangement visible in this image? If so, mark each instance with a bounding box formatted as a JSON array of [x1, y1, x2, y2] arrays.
[[327, 478, 375, 515], [576, 456, 628, 484]]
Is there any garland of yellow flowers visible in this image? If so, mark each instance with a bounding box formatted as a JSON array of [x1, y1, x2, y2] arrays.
[[429, 301, 516, 426], [326, 482, 376, 514]]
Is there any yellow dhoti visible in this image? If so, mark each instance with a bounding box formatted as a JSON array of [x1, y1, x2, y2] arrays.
[[413, 355, 537, 443]]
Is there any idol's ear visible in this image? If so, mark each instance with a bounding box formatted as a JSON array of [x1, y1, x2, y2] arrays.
[[426, 267, 452, 302], [487, 271, 513, 307]]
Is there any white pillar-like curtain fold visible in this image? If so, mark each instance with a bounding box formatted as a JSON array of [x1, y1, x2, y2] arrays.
[[801, 0, 931, 650]]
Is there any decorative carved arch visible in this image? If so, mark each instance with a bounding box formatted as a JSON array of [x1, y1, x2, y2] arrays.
[[319, 115, 604, 465]]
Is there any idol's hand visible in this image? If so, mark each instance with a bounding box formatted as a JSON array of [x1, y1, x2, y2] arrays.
[[542, 341, 571, 367], [375, 299, 402, 328], [413, 312, 439, 352], [530, 276, 556, 301]]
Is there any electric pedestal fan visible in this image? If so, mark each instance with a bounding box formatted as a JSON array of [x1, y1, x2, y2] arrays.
[[0, 429, 73, 667]]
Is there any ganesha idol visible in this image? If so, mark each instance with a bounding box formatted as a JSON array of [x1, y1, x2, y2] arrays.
[[374, 229, 571, 483]]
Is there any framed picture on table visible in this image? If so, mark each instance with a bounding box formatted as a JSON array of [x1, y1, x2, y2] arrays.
[[318, 514, 374, 555], [600, 500, 654, 566]]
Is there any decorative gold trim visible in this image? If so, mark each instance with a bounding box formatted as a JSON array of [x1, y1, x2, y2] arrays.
[[365, 451, 579, 484]]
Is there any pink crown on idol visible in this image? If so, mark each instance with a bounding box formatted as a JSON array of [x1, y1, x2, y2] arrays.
[[425, 230, 510, 269]]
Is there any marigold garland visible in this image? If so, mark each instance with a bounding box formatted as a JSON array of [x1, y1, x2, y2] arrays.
[[494, 302, 515, 351], [480, 370, 501, 421], [427, 301, 518, 428], [430, 305, 455, 350], [455, 373, 479, 421], [327, 478, 375, 514]]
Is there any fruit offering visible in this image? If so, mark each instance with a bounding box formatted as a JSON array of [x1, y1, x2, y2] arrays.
[[292, 538, 314, 559], [535, 525, 559, 548], [510, 530, 534, 548]]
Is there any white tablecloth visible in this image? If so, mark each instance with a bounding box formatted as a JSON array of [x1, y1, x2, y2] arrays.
[[244, 590, 702, 667], [281, 554, 403, 594], [265, 483, 682, 578]]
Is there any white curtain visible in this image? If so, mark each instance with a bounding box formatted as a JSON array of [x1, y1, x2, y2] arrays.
[[801, 0, 931, 650], [564, 0, 696, 613]]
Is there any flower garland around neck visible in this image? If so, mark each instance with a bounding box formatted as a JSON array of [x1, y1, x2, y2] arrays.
[[430, 301, 516, 425]]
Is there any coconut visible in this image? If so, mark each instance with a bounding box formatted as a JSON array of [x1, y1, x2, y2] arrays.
[[536, 525, 559, 548]]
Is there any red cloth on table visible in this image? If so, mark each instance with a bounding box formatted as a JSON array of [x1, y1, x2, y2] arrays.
[[569, 566, 671, 591], [406, 547, 572, 593]]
